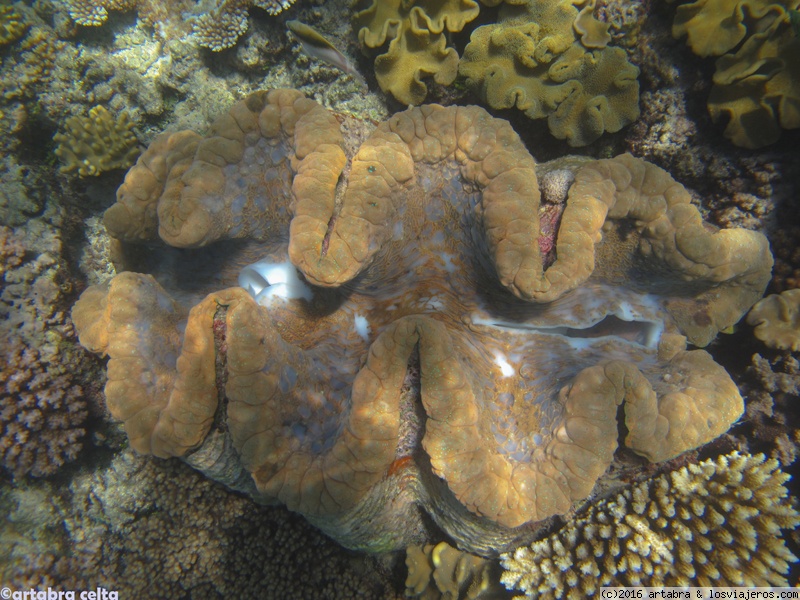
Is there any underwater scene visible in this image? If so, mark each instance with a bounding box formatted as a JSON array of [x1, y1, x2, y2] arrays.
[[0, 0, 799, 597]]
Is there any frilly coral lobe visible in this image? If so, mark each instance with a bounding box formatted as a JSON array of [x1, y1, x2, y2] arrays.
[[72, 89, 772, 554]]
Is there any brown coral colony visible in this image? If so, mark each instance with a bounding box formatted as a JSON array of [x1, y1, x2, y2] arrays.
[[72, 89, 773, 555]]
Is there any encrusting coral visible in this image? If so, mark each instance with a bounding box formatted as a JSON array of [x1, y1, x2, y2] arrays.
[[501, 451, 800, 597], [72, 89, 772, 555], [672, 0, 800, 148], [352, 0, 480, 105], [459, 0, 639, 146], [747, 289, 800, 352], [53, 106, 140, 177]]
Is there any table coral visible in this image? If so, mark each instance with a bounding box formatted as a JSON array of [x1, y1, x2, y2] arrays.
[[53, 106, 140, 177], [459, 0, 639, 146], [747, 289, 800, 351], [72, 89, 772, 555], [672, 0, 800, 148], [352, 0, 481, 105], [500, 451, 800, 596]]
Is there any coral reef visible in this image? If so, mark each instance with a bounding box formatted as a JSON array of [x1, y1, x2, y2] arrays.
[[0, 25, 60, 102], [62, 0, 138, 26], [56, 0, 296, 50], [747, 289, 800, 352], [740, 351, 800, 467], [1, 449, 403, 598], [0, 340, 87, 478], [352, 0, 480, 105], [72, 89, 771, 555], [672, 0, 800, 148], [0, 168, 93, 479], [500, 452, 800, 596], [191, 0, 299, 51], [458, 0, 640, 146], [53, 106, 140, 177]]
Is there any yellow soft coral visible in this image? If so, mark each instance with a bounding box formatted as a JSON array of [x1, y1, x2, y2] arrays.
[[353, 0, 480, 105], [747, 289, 800, 351], [459, 0, 637, 146], [708, 12, 800, 148], [673, 0, 800, 147]]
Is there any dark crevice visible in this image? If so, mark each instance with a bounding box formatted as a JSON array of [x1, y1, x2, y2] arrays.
[[211, 302, 230, 434]]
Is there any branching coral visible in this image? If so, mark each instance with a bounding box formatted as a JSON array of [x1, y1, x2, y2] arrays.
[[192, 0, 298, 51], [0, 5, 28, 45], [53, 106, 140, 177], [73, 89, 771, 555], [747, 289, 800, 351], [352, 0, 481, 105], [57, 0, 295, 50], [459, 0, 638, 146], [1, 26, 60, 102], [62, 0, 137, 26], [1, 202, 90, 479], [501, 452, 800, 597], [672, 0, 800, 148], [0, 341, 87, 479], [1, 450, 400, 597]]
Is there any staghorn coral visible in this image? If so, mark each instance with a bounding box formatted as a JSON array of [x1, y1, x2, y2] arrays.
[[458, 0, 639, 146], [747, 289, 800, 351], [53, 106, 140, 177], [672, 0, 800, 148], [72, 89, 771, 555], [500, 451, 800, 596], [352, 0, 480, 105]]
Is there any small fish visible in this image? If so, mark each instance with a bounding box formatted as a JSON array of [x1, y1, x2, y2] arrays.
[[287, 20, 367, 88]]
